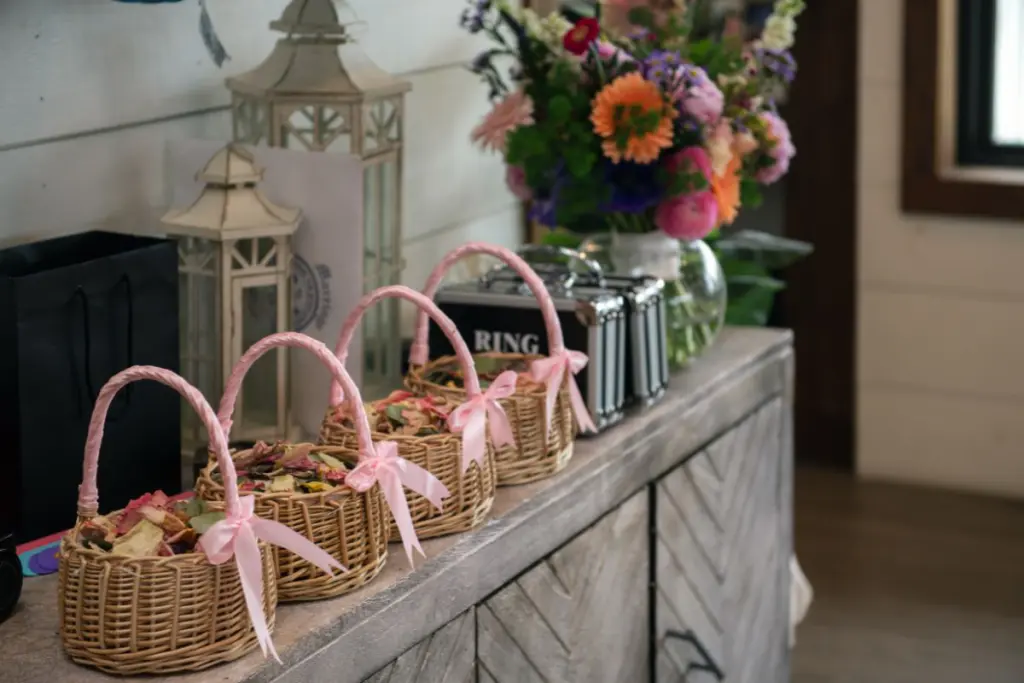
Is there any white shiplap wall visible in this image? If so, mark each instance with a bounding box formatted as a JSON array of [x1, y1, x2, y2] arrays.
[[857, 0, 1024, 498], [0, 0, 522, 332]]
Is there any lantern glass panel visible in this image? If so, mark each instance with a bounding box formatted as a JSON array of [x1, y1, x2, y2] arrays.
[[232, 96, 271, 146], [177, 236, 221, 454], [361, 157, 402, 399], [236, 277, 281, 440]]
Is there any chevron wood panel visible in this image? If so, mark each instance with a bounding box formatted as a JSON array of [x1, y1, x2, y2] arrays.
[[720, 399, 788, 683], [656, 398, 789, 683], [477, 489, 650, 683], [362, 609, 475, 683], [655, 449, 725, 682]]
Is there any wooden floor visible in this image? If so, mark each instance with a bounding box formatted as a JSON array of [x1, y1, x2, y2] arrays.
[[791, 467, 1024, 683]]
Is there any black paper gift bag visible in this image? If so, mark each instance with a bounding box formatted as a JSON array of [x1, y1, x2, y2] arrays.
[[0, 231, 181, 542]]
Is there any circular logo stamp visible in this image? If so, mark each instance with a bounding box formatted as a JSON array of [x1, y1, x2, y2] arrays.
[[292, 255, 332, 332]]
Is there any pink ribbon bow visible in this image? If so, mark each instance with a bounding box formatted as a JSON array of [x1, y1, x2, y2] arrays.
[[199, 495, 344, 662], [529, 349, 598, 436], [346, 441, 450, 567], [447, 370, 518, 473]]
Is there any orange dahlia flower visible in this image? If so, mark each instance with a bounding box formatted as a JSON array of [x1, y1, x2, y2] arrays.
[[712, 154, 742, 226], [591, 73, 676, 164]]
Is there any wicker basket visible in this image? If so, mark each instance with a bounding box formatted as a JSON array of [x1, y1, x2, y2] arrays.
[[319, 285, 498, 540], [405, 242, 595, 486], [59, 366, 277, 675], [196, 332, 389, 602]]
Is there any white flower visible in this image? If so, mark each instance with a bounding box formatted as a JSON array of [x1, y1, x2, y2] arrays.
[[536, 12, 573, 48], [520, 9, 545, 39], [760, 14, 796, 50], [718, 73, 749, 90]]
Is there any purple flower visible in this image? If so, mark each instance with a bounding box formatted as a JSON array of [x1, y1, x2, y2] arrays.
[[600, 161, 663, 214], [642, 50, 683, 85], [756, 48, 798, 84], [459, 0, 491, 33], [529, 197, 559, 227]]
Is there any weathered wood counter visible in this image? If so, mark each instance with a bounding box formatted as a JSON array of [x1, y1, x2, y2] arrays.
[[1, 328, 794, 683]]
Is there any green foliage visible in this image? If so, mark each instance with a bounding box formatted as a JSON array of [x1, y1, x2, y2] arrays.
[[709, 230, 814, 326], [738, 177, 762, 209]]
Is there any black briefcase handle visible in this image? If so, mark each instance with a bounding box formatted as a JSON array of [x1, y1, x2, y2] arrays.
[[664, 629, 724, 681]]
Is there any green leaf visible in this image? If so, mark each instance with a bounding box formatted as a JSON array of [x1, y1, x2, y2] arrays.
[[739, 177, 763, 208], [548, 95, 572, 125], [716, 230, 815, 270], [565, 148, 597, 179], [474, 355, 510, 375], [385, 404, 407, 425], [180, 497, 206, 518], [188, 511, 227, 535], [724, 286, 778, 327], [540, 229, 584, 250]]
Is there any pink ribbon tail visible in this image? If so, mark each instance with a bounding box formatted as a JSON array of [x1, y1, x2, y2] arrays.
[[458, 406, 487, 474], [379, 469, 424, 567], [567, 374, 597, 433], [232, 522, 279, 662], [199, 495, 346, 664], [530, 352, 597, 436], [486, 400, 516, 449], [251, 517, 345, 575], [529, 357, 565, 437]]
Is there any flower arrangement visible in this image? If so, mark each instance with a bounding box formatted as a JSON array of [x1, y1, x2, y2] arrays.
[[461, 0, 804, 241]]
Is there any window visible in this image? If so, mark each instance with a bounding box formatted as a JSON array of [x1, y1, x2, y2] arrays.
[[957, 0, 1024, 165]]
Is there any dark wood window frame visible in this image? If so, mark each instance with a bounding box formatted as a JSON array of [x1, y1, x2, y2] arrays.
[[955, 0, 1024, 167], [903, 0, 1024, 218]]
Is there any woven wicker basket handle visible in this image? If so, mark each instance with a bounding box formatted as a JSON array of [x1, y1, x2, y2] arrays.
[[218, 332, 376, 460], [78, 366, 242, 520], [409, 242, 566, 366], [329, 285, 482, 406]]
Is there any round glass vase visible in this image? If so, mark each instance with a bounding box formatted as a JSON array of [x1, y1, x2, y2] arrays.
[[579, 231, 727, 370]]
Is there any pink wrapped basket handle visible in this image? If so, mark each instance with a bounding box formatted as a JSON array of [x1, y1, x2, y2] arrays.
[[78, 366, 242, 519], [409, 242, 566, 367], [329, 285, 482, 406], [218, 332, 376, 460]]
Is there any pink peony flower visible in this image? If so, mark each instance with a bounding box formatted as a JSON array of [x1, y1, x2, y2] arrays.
[[665, 146, 713, 185], [681, 77, 724, 125], [655, 191, 719, 240], [756, 111, 796, 184], [595, 40, 635, 63], [505, 165, 532, 200], [471, 90, 535, 154]]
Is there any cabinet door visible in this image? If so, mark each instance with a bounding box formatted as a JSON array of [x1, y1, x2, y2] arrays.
[[721, 399, 789, 683], [654, 448, 726, 683], [477, 489, 649, 683], [655, 399, 789, 683], [362, 610, 476, 683]]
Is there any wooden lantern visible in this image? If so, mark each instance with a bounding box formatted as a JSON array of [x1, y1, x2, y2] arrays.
[[162, 144, 301, 456], [226, 0, 410, 399]]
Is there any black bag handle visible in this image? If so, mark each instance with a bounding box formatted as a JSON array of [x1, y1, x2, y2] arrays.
[[70, 274, 135, 418], [664, 629, 725, 681]]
